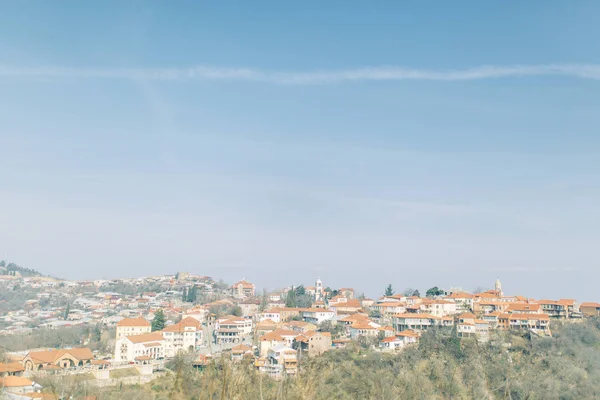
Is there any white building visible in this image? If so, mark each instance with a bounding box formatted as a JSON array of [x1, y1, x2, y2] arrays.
[[162, 317, 203, 357], [301, 308, 335, 324], [114, 332, 165, 362], [215, 316, 253, 344], [115, 317, 151, 340]]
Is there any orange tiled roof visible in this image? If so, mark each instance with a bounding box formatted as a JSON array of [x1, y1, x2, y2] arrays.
[[117, 317, 150, 327], [125, 332, 164, 344], [0, 376, 34, 387]]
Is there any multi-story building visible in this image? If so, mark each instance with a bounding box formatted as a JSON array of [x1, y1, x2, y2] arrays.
[[497, 313, 551, 335], [445, 292, 474, 313], [114, 332, 165, 362], [215, 316, 253, 344], [115, 317, 151, 340], [392, 313, 439, 332], [230, 279, 255, 299], [580, 302, 600, 317], [162, 317, 203, 357], [301, 308, 335, 324]]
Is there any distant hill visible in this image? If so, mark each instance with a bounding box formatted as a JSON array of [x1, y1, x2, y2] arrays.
[[0, 261, 44, 277]]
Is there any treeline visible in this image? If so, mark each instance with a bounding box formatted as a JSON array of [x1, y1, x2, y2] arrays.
[[0, 260, 43, 277], [40, 318, 600, 400]]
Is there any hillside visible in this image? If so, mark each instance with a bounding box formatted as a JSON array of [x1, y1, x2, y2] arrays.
[[39, 318, 600, 400], [0, 261, 44, 277]]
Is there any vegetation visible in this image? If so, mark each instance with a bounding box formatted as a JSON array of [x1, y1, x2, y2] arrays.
[[384, 284, 394, 296], [152, 309, 166, 332], [0, 325, 115, 353], [0, 260, 44, 277], [426, 286, 445, 298], [69, 318, 600, 400]]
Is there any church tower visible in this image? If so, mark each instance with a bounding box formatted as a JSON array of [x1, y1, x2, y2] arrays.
[[315, 278, 323, 301], [495, 278, 503, 296]]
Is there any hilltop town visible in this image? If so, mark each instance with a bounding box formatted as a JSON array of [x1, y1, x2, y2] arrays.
[[1, 264, 600, 398]]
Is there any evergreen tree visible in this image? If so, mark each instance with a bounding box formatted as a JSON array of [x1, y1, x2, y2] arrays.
[[295, 285, 306, 296], [187, 286, 197, 303], [286, 286, 297, 308], [64, 303, 71, 320], [384, 284, 394, 296], [182, 287, 188, 302], [152, 309, 166, 332]]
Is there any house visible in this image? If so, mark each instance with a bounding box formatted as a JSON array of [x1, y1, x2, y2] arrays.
[[22, 348, 95, 371], [294, 331, 332, 356], [254, 319, 278, 338], [380, 330, 419, 351], [115, 317, 151, 340], [0, 376, 40, 395], [182, 308, 209, 324], [505, 303, 542, 314], [498, 313, 551, 335], [239, 299, 260, 317], [329, 299, 362, 314], [0, 362, 25, 377], [349, 321, 380, 340], [215, 316, 253, 344], [230, 344, 253, 362], [257, 308, 302, 323], [421, 299, 457, 317], [445, 292, 474, 313], [473, 301, 510, 315], [162, 317, 203, 357], [230, 279, 255, 298], [301, 308, 335, 324], [283, 320, 317, 334], [258, 329, 298, 357], [580, 302, 600, 317], [537, 299, 580, 319], [392, 313, 439, 332], [259, 345, 298, 378], [114, 332, 165, 362]]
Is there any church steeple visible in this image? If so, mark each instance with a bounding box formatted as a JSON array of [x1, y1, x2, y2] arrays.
[[495, 278, 503, 296]]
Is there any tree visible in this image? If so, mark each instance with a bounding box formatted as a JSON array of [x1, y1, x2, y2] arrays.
[[152, 309, 166, 332], [230, 306, 243, 317], [295, 285, 306, 296], [413, 289, 420, 297], [92, 324, 102, 342], [384, 284, 394, 297], [187, 286, 197, 303], [286, 287, 297, 308], [426, 286, 444, 298], [182, 287, 188, 302], [260, 289, 268, 311], [64, 303, 70, 320]]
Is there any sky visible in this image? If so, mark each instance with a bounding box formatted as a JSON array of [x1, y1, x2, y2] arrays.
[[1, 1, 600, 300]]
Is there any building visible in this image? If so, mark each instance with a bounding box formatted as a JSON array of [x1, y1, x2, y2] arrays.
[[230, 344, 253, 362], [498, 313, 551, 335], [258, 345, 298, 378], [445, 292, 474, 313], [162, 317, 203, 357], [215, 316, 253, 344], [115, 317, 151, 340], [239, 299, 261, 317], [421, 299, 457, 317], [392, 314, 439, 332], [315, 278, 324, 301], [182, 308, 209, 324], [349, 321, 380, 340], [294, 331, 332, 356], [22, 348, 94, 371], [230, 279, 255, 298], [537, 299, 580, 319], [506, 303, 542, 314], [0, 376, 40, 395], [301, 308, 335, 324], [0, 362, 25, 377], [580, 302, 600, 317], [329, 299, 363, 314], [114, 332, 165, 362], [380, 330, 419, 351], [258, 329, 298, 357]]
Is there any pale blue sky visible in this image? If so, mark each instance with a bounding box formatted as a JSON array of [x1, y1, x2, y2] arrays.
[[1, 1, 599, 299]]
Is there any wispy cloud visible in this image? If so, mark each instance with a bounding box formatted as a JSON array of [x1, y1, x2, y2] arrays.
[[1, 64, 600, 84]]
